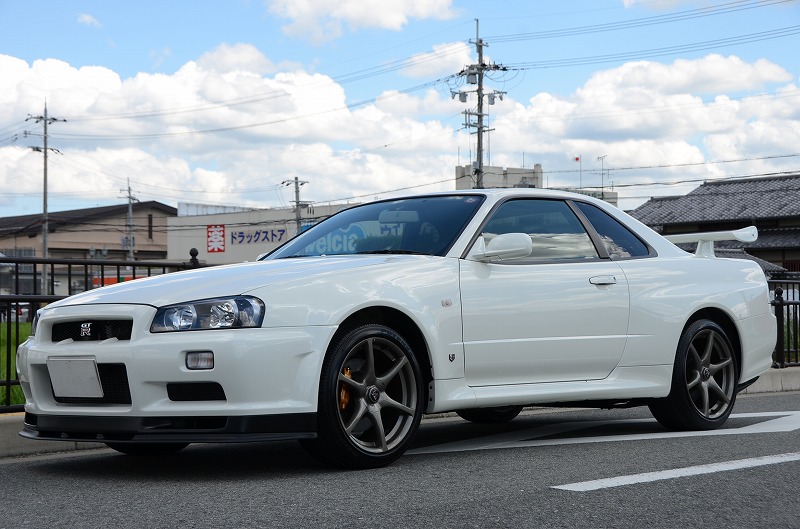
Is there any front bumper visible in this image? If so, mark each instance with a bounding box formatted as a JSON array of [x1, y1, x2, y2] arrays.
[[17, 303, 337, 442]]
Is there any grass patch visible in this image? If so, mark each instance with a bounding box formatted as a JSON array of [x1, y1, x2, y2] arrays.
[[1, 321, 30, 406]]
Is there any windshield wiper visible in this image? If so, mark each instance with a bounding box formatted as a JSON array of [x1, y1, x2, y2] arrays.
[[355, 250, 430, 255]]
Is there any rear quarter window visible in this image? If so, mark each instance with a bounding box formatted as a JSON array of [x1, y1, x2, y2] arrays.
[[574, 202, 651, 258]]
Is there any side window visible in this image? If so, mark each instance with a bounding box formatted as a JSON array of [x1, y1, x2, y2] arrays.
[[482, 199, 599, 261], [574, 202, 650, 258]]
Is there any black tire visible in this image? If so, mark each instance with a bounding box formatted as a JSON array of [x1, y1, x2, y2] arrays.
[[301, 324, 424, 469], [456, 406, 524, 424], [105, 442, 189, 456], [649, 319, 738, 430]]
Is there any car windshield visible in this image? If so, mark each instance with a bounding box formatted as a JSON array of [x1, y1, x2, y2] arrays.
[[265, 195, 485, 259]]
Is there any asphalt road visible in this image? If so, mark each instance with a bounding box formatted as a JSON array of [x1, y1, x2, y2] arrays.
[[1, 392, 798, 529]]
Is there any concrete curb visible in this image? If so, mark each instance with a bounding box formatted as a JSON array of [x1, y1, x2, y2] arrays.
[[741, 365, 800, 393], [2, 367, 798, 459]]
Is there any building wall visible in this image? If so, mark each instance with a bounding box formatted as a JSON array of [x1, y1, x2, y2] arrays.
[[167, 203, 354, 265], [455, 164, 543, 189], [454, 164, 619, 206]]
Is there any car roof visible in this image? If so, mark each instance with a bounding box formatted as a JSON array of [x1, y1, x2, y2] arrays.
[[389, 187, 601, 203]]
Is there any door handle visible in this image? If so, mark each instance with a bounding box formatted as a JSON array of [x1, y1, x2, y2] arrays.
[[589, 275, 617, 286]]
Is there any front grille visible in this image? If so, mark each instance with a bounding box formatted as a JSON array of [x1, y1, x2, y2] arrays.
[[167, 382, 227, 401], [52, 320, 133, 342], [52, 364, 132, 404]]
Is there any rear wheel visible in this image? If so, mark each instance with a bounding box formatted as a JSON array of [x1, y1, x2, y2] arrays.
[[301, 324, 424, 469], [456, 406, 524, 424], [649, 319, 738, 430], [105, 442, 189, 456]]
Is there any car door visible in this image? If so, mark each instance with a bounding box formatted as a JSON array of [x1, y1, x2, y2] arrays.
[[459, 198, 630, 386]]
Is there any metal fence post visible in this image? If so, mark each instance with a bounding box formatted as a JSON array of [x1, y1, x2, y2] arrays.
[[189, 248, 200, 268], [773, 287, 786, 368]]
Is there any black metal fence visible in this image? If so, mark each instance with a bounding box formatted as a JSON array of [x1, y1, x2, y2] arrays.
[[769, 279, 800, 368], [1, 254, 203, 412]]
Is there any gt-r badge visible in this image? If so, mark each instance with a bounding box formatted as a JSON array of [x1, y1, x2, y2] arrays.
[[80, 323, 92, 337]]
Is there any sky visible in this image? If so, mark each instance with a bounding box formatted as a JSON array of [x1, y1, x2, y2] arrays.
[[0, 0, 798, 218]]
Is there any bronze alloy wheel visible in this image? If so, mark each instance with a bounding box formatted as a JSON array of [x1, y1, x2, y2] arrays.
[[683, 326, 736, 420], [302, 324, 424, 468], [649, 319, 738, 431]]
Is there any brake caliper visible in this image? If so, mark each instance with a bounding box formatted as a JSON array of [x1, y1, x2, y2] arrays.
[[339, 366, 352, 410]]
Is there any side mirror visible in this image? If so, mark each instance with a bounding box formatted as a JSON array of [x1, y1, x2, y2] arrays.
[[469, 233, 532, 262]]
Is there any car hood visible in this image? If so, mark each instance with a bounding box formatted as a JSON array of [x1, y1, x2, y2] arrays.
[[50, 255, 431, 308]]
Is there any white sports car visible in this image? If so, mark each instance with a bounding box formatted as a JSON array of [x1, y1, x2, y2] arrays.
[[16, 189, 776, 468]]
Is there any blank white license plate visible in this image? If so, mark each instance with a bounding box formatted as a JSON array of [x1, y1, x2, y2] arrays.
[[47, 357, 104, 398]]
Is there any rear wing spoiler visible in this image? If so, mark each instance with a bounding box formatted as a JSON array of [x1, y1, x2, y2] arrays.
[[663, 226, 758, 258]]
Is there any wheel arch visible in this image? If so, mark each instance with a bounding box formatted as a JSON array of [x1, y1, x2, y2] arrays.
[[684, 307, 742, 379], [329, 306, 433, 389]]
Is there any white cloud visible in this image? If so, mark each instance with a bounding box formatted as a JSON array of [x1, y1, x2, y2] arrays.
[[267, 0, 457, 43], [0, 45, 461, 213], [562, 55, 792, 141], [77, 13, 101, 27], [0, 47, 796, 216], [400, 41, 473, 79], [197, 43, 275, 75], [595, 55, 792, 95], [471, 53, 798, 207]]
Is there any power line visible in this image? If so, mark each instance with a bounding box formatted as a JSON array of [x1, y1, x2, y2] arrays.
[[544, 153, 800, 176], [505, 25, 800, 70], [41, 76, 455, 141], [486, 0, 791, 43], [59, 48, 466, 124]]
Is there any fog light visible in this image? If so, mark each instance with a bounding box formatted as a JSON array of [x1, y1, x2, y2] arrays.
[[186, 351, 214, 370]]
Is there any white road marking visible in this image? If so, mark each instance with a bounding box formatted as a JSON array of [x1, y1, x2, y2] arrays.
[[408, 411, 800, 455], [553, 452, 800, 492]]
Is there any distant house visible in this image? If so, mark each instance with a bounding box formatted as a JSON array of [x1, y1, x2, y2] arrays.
[[629, 174, 800, 273], [0, 201, 177, 261], [0, 201, 177, 295]]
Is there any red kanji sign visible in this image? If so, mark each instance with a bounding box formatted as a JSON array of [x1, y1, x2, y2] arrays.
[[207, 225, 225, 253]]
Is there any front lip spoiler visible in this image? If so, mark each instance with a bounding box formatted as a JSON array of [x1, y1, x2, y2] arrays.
[[20, 412, 317, 444]]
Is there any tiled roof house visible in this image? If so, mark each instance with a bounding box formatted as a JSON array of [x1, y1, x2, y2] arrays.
[[629, 174, 800, 273], [0, 201, 177, 261]]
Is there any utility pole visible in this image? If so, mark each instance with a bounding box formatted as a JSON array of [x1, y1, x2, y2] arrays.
[[120, 178, 138, 260], [282, 177, 309, 235], [452, 19, 506, 189], [26, 102, 66, 295], [597, 155, 607, 200]]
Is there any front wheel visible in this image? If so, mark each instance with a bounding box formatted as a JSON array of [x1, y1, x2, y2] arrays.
[[649, 319, 738, 430], [302, 324, 424, 469]]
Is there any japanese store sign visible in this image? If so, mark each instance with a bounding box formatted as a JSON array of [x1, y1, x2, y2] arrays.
[[229, 228, 287, 245], [206, 224, 288, 253]]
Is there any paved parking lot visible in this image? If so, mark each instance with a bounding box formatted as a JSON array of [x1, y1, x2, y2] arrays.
[[1, 367, 797, 459]]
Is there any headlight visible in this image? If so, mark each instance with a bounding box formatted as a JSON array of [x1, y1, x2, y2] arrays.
[[150, 296, 264, 333], [30, 309, 43, 336]]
